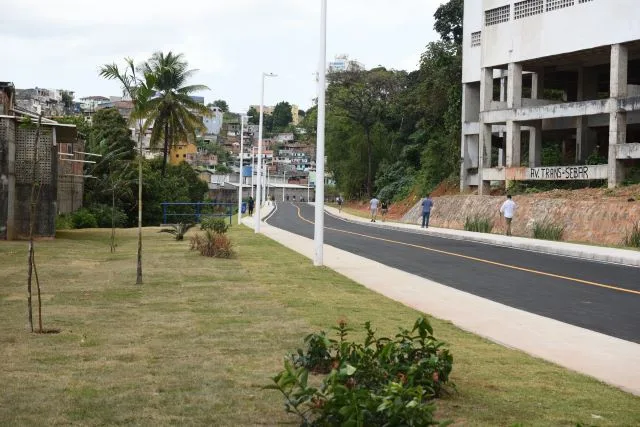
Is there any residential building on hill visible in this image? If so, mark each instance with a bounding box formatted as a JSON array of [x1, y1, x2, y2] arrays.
[[461, 0, 640, 192], [328, 54, 365, 73]]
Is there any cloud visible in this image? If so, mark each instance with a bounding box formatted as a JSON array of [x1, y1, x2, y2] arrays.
[[1, 0, 443, 112]]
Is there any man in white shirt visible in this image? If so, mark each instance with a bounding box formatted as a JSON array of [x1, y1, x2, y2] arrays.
[[369, 196, 380, 222], [499, 194, 517, 236]]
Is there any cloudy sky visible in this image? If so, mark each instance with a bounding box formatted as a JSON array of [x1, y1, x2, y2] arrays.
[[2, 0, 443, 113]]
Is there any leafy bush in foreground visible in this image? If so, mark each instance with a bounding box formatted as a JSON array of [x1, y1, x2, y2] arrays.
[[267, 317, 454, 426], [200, 217, 229, 234], [70, 208, 98, 229], [190, 230, 234, 258]]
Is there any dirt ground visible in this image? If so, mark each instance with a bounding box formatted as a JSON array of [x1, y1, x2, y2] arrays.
[[346, 183, 640, 222]]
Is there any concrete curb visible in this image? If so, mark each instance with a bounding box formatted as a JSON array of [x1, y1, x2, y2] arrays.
[[323, 205, 640, 267]]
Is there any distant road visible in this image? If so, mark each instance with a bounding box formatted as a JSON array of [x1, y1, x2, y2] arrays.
[[266, 202, 640, 343]]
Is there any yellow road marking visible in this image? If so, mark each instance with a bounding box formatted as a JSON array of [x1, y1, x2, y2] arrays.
[[293, 204, 640, 297]]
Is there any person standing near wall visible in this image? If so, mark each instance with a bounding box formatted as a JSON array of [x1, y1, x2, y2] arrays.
[[380, 199, 389, 222], [421, 194, 434, 228], [248, 196, 255, 216], [369, 196, 380, 222], [499, 194, 517, 236]]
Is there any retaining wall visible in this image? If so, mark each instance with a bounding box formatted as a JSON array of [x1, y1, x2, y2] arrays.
[[402, 195, 640, 245]]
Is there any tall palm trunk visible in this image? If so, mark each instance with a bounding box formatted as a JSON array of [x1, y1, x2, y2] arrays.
[[366, 127, 372, 197], [136, 131, 143, 285], [162, 121, 169, 176]]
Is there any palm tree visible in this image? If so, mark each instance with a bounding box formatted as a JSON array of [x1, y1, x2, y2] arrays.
[[99, 59, 156, 285], [142, 51, 211, 176]]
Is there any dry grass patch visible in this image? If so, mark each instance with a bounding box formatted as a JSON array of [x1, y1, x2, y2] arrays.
[[0, 226, 638, 426]]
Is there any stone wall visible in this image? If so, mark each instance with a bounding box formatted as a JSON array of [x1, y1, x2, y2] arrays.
[[402, 195, 640, 245]]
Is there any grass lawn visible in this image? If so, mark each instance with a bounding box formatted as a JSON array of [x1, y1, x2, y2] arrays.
[[1, 226, 639, 426]]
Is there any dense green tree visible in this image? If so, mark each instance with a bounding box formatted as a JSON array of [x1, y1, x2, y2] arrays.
[[140, 158, 208, 225], [271, 101, 293, 130], [87, 108, 136, 160], [211, 99, 229, 112], [322, 0, 463, 201], [327, 67, 406, 197], [247, 106, 259, 125], [142, 51, 211, 176]]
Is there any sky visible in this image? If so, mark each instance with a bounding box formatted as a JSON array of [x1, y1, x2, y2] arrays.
[[2, 0, 443, 113]]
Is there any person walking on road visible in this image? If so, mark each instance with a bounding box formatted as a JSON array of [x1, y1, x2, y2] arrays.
[[369, 196, 380, 222], [248, 196, 255, 216], [421, 194, 434, 228], [500, 194, 517, 236]]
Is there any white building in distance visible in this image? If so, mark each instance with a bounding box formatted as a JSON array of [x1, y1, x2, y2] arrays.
[[460, 0, 640, 192]]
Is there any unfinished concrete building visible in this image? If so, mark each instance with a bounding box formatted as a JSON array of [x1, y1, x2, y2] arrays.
[[1, 82, 84, 240], [460, 0, 640, 192]]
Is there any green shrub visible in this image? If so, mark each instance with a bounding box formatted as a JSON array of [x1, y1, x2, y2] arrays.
[[267, 317, 453, 426], [70, 208, 98, 229], [55, 213, 74, 230], [190, 230, 234, 258], [88, 204, 128, 228], [159, 223, 194, 241], [200, 217, 229, 234], [532, 219, 565, 241], [464, 215, 493, 233], [623, 222, 640, 248]]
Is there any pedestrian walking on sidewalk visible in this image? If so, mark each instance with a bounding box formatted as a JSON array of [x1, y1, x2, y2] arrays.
[[500, 194, 517, 236], [381, 200, 389, 222], [336, 195, 343, 213], [369, 196, 380, 222], [248, 196, 255, 216], [421, 194, 434, 228]]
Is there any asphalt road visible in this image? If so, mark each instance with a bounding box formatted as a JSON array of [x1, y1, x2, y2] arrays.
[[266, 202, 640, 343]]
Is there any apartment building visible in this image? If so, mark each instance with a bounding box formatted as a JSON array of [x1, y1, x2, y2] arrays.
[[461, 0, 640, 192]]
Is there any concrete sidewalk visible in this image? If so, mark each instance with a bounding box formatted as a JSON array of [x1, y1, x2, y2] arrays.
[[243, 206, 640, 396], [325, 205, 640, 267]]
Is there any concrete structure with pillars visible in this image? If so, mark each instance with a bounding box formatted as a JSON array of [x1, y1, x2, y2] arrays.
[[461, 0, 640, 193]]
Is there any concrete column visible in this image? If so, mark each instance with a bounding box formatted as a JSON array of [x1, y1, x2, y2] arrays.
[[529, 121, 542, 167], [500, 70, 507, 103], [531, 71, 541, 100], [576, 116, 598, 163], [507, 62, 523, 108], [480, 68, 493, 111], [608, 111, 626, 187], [505, 121, 521, 167], [610, 44, 628, 99], [608, 44, 628, 187], [478, 123, 492, 195]]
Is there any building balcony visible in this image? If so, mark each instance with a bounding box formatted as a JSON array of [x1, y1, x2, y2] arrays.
[[480, 96, 640, 124]]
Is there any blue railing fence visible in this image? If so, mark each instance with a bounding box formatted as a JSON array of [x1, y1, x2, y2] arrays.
[[161, 202, 234, 225]]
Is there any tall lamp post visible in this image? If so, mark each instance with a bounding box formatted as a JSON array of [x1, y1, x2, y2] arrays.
[[255, 72, 277, 233], [314, 0, 327, 265]]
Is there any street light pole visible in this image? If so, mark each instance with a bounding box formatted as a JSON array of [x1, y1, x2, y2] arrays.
[[314, 0, 327, 266], [255, 72, 277, 233], [282, 170, 286, 201]]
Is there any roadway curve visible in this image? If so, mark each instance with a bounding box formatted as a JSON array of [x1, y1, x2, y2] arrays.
[[266, 202, 640, 343]]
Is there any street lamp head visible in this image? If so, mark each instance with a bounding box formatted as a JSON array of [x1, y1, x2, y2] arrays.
[[264, 72, 278, 78]]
